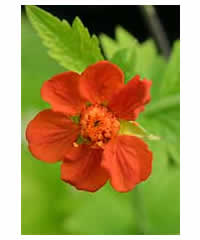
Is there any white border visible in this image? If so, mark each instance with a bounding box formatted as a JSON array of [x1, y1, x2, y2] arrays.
[[6, 1, 200, 240]]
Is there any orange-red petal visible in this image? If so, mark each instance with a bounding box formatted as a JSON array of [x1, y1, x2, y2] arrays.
[[79, 61, 124, 104], [26, 109, 80, 163], [61, 144, 109, 192], [108, 75, 152, 121], [102, 135, 153, 192], [41, 71, 85, 116]]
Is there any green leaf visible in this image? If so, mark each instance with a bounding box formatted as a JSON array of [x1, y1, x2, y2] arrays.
[[110, 40, 158, 83], [115, 26, 138, 47], [100, 26, 138, 59], [119, 120, 160, 140], [101, 26, 163, 83], [26, 5, 104, 73], [99, 34, 119, 59], [112, 40, 160, 81], [137, 40, 158, 78], [144, 94, 180, 116], [111, 48, 138, 83], [160, 40, 180, 96]]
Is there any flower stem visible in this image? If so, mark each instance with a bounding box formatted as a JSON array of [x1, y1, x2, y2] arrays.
[[139, 5, 171, 59], [132, 186, 149, 234]]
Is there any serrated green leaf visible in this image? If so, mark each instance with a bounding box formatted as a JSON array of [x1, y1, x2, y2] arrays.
[[99, 34, 119, 59], [111, 48, 138, 83], [100, 26, 138, 59], [110, 40, 159, 83], [26, 5, 104, 73], [103, 28, 162, 83], [115, 26, 138, 47], [148, 56, 166, 99], [136, 40, 158, 78], [119, 120, 160, 141], [160, 41, 180, 96]]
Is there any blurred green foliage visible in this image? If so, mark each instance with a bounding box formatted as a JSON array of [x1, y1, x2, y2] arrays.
[[21, 9, 180, 235]]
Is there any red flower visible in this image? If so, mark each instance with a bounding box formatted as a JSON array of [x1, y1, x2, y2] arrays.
[[26, 61, 152, 192]]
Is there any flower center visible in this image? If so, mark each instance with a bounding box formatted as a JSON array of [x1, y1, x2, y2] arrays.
[[80, 104, 120, 148]]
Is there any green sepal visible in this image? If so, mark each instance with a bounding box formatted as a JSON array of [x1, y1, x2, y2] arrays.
[[85, 102, 92, 107], [70, 115, 80, 124], [76, 135, 90, 145], [119, 120, 160, 141]]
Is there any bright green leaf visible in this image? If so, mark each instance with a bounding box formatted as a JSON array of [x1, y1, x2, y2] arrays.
[[99, 34, 119, 59], [100, 26, 138, 59], [111, 48, 138, 83], [102, 27, 162, 83], [110, 40, 158, 83], [139, 41, 180, 165], [137, 40, 158, 78], [26, 5, 104, 73], [115, 26, 138, 47], [160, 40, 180, 96]]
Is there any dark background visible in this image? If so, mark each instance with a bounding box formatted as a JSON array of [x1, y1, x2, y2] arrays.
[[21, 5, 180, 47]]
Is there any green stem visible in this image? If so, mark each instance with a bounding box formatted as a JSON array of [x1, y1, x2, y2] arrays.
[[132, 186, 149, 234]]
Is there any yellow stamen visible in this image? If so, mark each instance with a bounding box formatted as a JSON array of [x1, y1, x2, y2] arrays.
[[73, 142, 79, 148]]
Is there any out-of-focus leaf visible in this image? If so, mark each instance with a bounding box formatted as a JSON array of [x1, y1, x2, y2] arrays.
[[99, 34, 119, 59], [140, 41, 180, 165], [160, 41, 180, 96], [115, 26, 138, 47], [100, 26, 138, 59], [111, 48, 138, 83], [26, 5, 104, 73], [100, 27, 159, 78]]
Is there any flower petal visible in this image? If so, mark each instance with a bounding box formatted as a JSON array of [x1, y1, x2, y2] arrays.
[[102, 135, 153, 192], [61, 144, 109, 192], [79, 61, 124, 104], [26, 109, 80, 163], [41, 71, 85, 116], [108, 75, 152, 121]]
